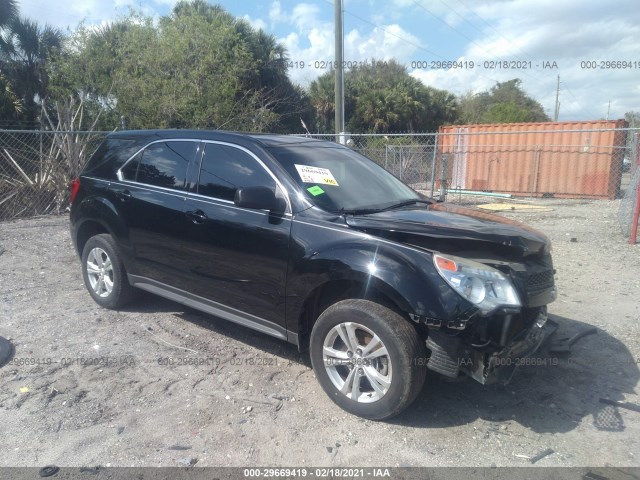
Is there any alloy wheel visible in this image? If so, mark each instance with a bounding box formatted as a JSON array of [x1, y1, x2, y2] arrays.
[[322, 322, 392, 403], [85, 247, 114, 298]]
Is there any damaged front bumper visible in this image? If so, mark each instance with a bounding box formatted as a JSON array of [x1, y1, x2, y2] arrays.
[[426, 307, 558, 385]]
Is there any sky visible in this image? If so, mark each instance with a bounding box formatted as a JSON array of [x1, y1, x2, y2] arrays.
[[19, 0, 640, 122]]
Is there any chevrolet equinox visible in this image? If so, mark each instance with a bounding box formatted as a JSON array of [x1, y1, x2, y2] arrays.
[[70, 130, 557, 420]]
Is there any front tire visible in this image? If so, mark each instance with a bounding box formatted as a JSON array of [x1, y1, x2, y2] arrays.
[[81, 234, 135, 309], [309, 299, 427, 420]]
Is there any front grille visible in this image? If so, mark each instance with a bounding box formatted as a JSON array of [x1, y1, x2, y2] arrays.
[[508, 254, 555, 307], [523, 269, 555, 295]]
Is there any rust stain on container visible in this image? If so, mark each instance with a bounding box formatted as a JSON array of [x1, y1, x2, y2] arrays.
[[437, 120, 628, 199]]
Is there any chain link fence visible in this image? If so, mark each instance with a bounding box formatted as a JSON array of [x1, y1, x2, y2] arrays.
[[617, 132, 640, 241], [0, 130, 106, 220], [300, 128, 637, 193], [301, 133, 438, 192], [1, 127, 638, 242], [300, 128, 639, 242]]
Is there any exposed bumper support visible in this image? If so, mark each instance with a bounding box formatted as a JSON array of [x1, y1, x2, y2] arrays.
[[461, 309, 556, 384], [425, 309, 558, 384]]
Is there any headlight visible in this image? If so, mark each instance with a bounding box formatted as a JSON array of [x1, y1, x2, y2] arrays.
[[433, 253, 521, 315]]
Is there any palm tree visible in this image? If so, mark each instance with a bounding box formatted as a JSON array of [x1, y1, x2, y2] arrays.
[[0, 0, 18, 29], [172, 0, 227, 20], [249, 29, 288, 88], [355, 89, 400, 133], [1, 16, 63, 123], [309, 73, 335, 133], [0, 0, 21, 118]]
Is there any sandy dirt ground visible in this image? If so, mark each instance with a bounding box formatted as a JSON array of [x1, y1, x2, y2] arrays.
[[0, 198, 639, 468]]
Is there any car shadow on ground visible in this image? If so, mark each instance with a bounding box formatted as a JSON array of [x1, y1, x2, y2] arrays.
[[122, 296, 639, 434], [122, 291, 310, 365]]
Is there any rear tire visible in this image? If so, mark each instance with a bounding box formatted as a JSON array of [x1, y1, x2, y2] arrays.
[[309, 299, 427, 420], [81, 234, 135, 309], [0, 336, 14, 368]]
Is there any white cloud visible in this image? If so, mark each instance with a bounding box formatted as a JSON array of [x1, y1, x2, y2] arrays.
[[20, 0, 162, 30], [280, 27, 333, 85], [346, 24, 422, 60], [269, 0, 287, 25], [278, 1, 425, 86], [17, 0, 640, 120], [408, 0, 640, 120], [243, 14, 268, 32], [291, 3, 321, 32]]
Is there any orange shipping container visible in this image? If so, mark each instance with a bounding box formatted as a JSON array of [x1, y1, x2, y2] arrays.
[[437, 120, 628, 199]]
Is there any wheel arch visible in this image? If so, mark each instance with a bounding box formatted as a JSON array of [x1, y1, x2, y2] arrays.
[[75, 219, 111, 257], [296, 274, 425, 351], [72, 194, 129, 257]]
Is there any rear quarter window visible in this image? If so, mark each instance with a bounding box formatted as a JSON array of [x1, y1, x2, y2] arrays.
[[82, 138, 140, 179]]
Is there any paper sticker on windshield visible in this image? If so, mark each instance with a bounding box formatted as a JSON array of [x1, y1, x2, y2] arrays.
[[295, 164, 339, 186]]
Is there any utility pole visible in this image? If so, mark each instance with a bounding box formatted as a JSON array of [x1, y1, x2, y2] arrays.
[[553, 75, 560, 122], [334, 0, 344, 142], [606, 100, 611, 120]]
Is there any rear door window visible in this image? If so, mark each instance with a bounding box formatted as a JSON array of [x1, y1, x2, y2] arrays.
[[197, 143, 275, 201], [136, 141, 197, 190]]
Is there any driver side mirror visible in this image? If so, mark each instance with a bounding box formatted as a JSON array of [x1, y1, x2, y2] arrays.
[[234, 186, 286, 213]]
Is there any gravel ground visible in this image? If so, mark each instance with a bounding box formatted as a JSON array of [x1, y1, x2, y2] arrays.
[[0, 198, 639, 468]]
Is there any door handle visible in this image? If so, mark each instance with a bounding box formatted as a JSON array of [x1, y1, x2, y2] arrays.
[[186, 209, 207, 224], [116, 189, 132, 201]]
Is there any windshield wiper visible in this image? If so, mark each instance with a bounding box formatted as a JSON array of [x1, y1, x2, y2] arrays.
[[338, 207, 385, 215], [338, 199, 433, 215], [379, 199, 434, 211]]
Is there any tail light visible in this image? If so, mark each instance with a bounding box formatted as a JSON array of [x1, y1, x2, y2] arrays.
[[69, 178, 81, 204]]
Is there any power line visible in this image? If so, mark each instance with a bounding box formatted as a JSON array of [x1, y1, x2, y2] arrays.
[[563, 86, 602, 120], [412, 1, 493, 55], [412, 0, 577, 118], [325, 0, 602, 121], [424, 0, 595, 119], [436, 0, 487, 37], [414, 0, 550, 86], [322, 0, 504, 87], [330, 0, 582, 121], [456, 0, 536, 61], [321, 0, 446, 61]]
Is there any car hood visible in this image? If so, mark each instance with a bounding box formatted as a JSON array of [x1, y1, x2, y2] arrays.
[[344, 203, 550, 257]]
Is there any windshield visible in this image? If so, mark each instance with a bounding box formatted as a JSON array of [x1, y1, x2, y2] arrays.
[[268, 143, 423, 213]]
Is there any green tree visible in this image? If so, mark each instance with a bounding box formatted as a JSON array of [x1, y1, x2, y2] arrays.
[[308, 59, 457, 133], [624, 111, 640, 129], [0, 0, 22, 120], [0, 0, 18, 29], [457, 90, 484, 124], [458, 79, 549, 124], [483, 100, 536, 123], [1, 16, 63, 125], [623, 111, 640, 157], [308, 72, 335, 133], [0, 71, 21, 116], [50, 2, 311, 132], [354, 88, 401, 133]]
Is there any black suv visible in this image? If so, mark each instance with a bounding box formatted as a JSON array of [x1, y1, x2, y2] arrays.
[[70, 130, 556, 420]]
